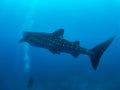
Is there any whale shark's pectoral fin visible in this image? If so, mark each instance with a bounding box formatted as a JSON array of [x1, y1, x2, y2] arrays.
[[71, 52, 80, 58], [48, 48, 61, 54], [72, 54, 79, 58], [51, 28, 64, 39]]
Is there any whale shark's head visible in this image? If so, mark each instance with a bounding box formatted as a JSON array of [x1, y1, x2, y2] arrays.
[[18, 31, 32, 43], [18, 31, 50, 44], [18, 29, 64, 44]]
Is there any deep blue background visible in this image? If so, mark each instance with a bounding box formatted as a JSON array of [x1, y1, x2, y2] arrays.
[[0, 0, 120, 90]]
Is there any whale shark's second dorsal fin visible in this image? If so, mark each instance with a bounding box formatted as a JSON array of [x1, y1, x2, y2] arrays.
[[51, 28, 64, 39]]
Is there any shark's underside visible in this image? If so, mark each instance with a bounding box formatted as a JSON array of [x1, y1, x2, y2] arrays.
[[19, 29, 115, 70]]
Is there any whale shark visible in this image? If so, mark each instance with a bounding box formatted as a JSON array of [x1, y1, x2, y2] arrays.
[[19, 29, 115, 70]]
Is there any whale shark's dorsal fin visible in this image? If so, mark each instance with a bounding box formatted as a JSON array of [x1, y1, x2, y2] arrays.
[[73, 41, 80, 46], [51, 28, 64, 39]]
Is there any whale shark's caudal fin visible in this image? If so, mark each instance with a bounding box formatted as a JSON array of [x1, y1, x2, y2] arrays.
[[89, 36, 115, 70]]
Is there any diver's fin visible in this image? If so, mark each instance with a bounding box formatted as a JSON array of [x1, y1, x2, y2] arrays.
[[89, 36, 115, 70]]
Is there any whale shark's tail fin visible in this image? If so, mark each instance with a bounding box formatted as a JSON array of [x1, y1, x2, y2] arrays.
[[89, 36, 115, 70]]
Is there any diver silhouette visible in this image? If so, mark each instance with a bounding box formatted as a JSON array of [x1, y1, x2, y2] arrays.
[[27, 77, 33, 88]]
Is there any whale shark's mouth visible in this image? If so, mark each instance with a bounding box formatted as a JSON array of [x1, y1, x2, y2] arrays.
[[18, 31, 31, 43]]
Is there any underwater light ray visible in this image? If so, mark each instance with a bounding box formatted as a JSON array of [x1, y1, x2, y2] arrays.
[[24, 43, 30, 74], [19, 0, 38, 88]]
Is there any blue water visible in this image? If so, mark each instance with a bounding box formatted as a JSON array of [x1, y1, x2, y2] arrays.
[[0, 0, 120, 90]]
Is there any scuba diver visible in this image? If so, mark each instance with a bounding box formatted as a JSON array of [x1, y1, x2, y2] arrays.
[[27, 77, 33, 88]]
